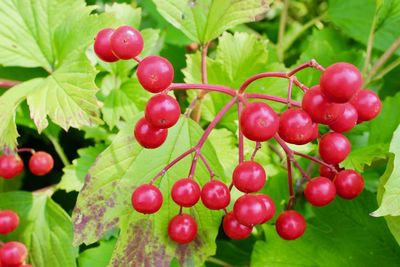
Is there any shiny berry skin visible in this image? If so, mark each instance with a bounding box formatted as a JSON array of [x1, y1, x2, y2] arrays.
[[0, 210, 19, 234], [334, 170, 364, 199], [319, 164, 340, 180], [201, 180, 230, 210], [93, 28, 118, 62], [233, 195, 266, 227], [131, 184, 163, 214], [168, 214, 197, 244], [304, 177, 336, 206], [232, 161, 266, 193], [319, 132, 350, 164], [171, 178, 201, 207], [278, 109, 313, 145], [320, 62, 362, 103], [240, 102, 279, 142], [134, 117, 168, 149], [0, 241, 28, 267], [329, 103, 358, 132], [145, 94, 180, 129], [257, 194, 276, 223], [275, 210, 306, 240], [0, 155, 24, 179], [350, 89, 382, 122], [29, 151, 54, 176], [302, 85, 344, 124], [137, 56, 174, 93], [109, 25, 143, 60], [307, 123, 319, 142], [223, 212, 253, 240]]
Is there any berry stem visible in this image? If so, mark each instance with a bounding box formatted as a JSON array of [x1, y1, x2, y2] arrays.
[[250, 142, 261, 161], [287, 77, 294, 108], [287, 59, 325, 76], [238, 101, 244, 163], [188, 152, 199, 179], [198, 153, 215, 178], [17, 148, 35, 154], [245, 93, 301, 107], [293, 151, 338, 173], [133, 56, 141, 63], [201, 43, 210, 84], [286, 157, 294, 210], [169, 83, 236, 96], [0, 79, 21, 89]]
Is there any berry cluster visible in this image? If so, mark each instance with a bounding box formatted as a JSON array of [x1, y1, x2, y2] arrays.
[[94, 25, 382, 243], [0, 150, 54, 180], [0, 210, 31, 267]]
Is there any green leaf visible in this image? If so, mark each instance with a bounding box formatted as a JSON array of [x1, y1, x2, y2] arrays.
[[372, 125, 400, 217], [153, 0, 269, 43], [0, 191, 77, 267], [105, 3, 141, 28], [341, 144, 389, 172], [58, 144, 107, 192], [251, 191, 400, 267], [78, 239, 116, 267], [73, 117, 226, 266]]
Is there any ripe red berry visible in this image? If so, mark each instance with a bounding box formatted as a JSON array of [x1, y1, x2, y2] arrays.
[[304, 177, 336, 206], [109, 25, 143, 60], [171, 178, 201, 207], [201, 180, 230, 210], [232, 161, 266, 193], [350, 89, 382, 122], [240, 102, 279, 142], [334, 170, 364, 199], [137, 56, 174, 93], [320, 62, 362, 103], [0, 155, 24, 179], [131, 184, 163, 214], [0, 241, 28, 267], [257, 194, 276, 223], [168, 214, 197, 244], [94, 28, 118, 62], [29, 151, 54, 176], [329, 103, 358, 132], [307, 123, 319, 142], [319, 132, 350, 164], [233, 195, 266, 227], [223, 212, 253, 240], [275, 210, 306, 240], [134, 117, 168, 149], [145, 94, 180, 129], [278, 109, 313, 145], [0, 210, 19, 234], [319, 164, 340, 180], [302, 85, 344, 124]]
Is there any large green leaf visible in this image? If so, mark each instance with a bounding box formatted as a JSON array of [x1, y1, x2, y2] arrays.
[[153, 0, 269, 43], [0, 191, 77, 267], [341, 144, 389, 172], [78, 239, 116, 267], [251, 191, 400, 267], [73, 117, 226, 266]]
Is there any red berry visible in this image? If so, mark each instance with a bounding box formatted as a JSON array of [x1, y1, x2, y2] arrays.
[[304, 177, 336, 206], [223, 212, 253, 240], [0, 155, 24, 179], [257, 194, 276, 223], [350, 89, 382, 122], [232, 161, 266, 193], [233, 195, 266, 227], [94, 28, 118, 62], [0, 241, 27, 267], [240, 102, 279, 142], [29, 151, 54, 176], [319, 164, 340, 180], [329, 103, 358, 132], [137, 56, 174, 93], [0, 210, 19, 234], [171, 178, 201, 207], [319, 132, 350, 164], [334, 170, 364, 199], [168, 214, 197, 244], [201, 180, 230, 210], [275, 210, 306, 240], [134, 117, 168, 149], [302, 85, 344, 124], [109, 25, 143, 60], [307, 123, 319, 142], [320, 62, 362, 103], [278, 109, 313, 145], [145, 94, 180, 129], [131, 184, 163, 214]]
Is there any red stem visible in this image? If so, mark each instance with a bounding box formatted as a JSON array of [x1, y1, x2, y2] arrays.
[[286, 157, 294, 209], [250, 142, 261, 161], [287, 77, 294, 108], [293, 151, 338, 172], [201, 43, 209, 84], [198, 153, 215, 178], [133, 56, 141, 63], [238, 101, 244, 163], [287, 59, 325, 76], [169, 83, 236, 96], [0, 79, 20, 88], [17, 148, 35, 154], [245, 93, 301, 107]]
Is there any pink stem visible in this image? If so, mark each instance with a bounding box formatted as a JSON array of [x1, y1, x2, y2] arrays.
[[0, 79, 20, 88], [286, 157, 294, 210], [287, 59, 325, 76], [133, 56, 141, 63], [168, 83, 236, 96], [287, 77, 294, 108], [188, 153, 199, 179], [293, 151, 338, 173], [245, 93, 301, 107], [17, 148, 35, 154], [239, 72, 287, 93], [201, 43, 209, 84], [198, 153, 215, 178], [238, 101, 244, 163], [250, 142, 261, 161]]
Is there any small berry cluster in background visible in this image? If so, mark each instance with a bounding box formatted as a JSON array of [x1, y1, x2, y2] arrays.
[[94, 25, 382, 243], [0, 210, 31, 267]]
